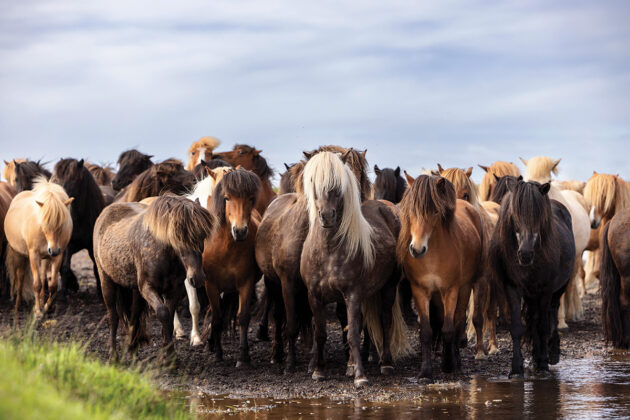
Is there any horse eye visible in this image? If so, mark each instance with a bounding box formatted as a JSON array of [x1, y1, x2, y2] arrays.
[[238, 150, 245, 155], [224, 196, 230, 201], [463, 193, 469, 200]]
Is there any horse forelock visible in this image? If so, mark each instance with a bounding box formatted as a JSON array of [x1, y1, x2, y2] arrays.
[[584, 173, 630, 221], [441, 167, 479, 207], [524, 156, 560, 182], [32, 177, 71, 233], [303, 151, 375, 268], [507, 181, 552, 240], [210, 169, 261, 225]]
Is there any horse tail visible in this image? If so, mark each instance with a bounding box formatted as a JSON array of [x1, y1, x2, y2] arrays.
[[600, 222, 624, 348], [5, 246, 34, 302], [362, 291, 412, 362]]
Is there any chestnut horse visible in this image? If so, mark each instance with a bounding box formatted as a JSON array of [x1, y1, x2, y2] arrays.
[[111, 149, 153, 191], [374, 165, 406, 203], [437, 165, 500, 358], [600, 208, 630, 348], [94, 195, 212, 360], [489, 180, 575, 377], [185, 136, 221, 171], [51, 159, 105, 296], [301, 151, 409, 387], [398, 174, 483, 381], [213, 145, 276, 214], [115, 159, 194, 202], [0, 182, 17, 296], [478, 161, 520, 202], [4, 178, 73, 315]]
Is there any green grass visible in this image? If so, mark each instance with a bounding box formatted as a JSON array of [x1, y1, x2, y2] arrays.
[[0, 327, 191, 420]]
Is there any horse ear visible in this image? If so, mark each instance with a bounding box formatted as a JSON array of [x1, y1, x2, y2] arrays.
[[64, 197, 75, 206], [404, 170, 415, 186], [593, 170, 598, 175], [3, 160, 8, 165], [436, 176, 447, 191], [394, 167, 400, 177], [361, 149, 367, 158], [340, 149, 352, 163], [284, 163, 290, 171], [552, 158, 561, 173], [430, 170, 440, 176], [478, 164, 489, 172], [519, 157, 528, 166], [36, 200, 44, 207], [374, 165, 381, 175], [208, 169, 217, 180], [147, 155, 154, 159], [77, 159, 84, 168], [437, 163, 444, 173], [303, 151, 314, 160], [465, 167, 473, 177], [235, 164, 243, 170], [539, 183, 550, 195], [518, 175, 523, 181], [194, 197, 201, 205], [493, 174, 500, 181], [254, 149, 262, 156]]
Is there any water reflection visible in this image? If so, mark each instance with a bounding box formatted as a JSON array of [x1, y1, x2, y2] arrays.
[[191, 354, 630, 419]]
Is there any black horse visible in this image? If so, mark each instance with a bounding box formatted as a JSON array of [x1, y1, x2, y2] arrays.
[[51, 158, 105, 296], [489, 180, 575, 377], [13, 160, 51, 192], [373, 165, 406, 203]]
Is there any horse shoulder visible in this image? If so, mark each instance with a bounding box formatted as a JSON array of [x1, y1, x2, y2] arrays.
[[362, 199, 400, 237], [455, 200, 484, 247]]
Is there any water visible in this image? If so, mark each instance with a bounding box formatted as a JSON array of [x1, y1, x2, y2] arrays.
[[188, 353, 630, 419]]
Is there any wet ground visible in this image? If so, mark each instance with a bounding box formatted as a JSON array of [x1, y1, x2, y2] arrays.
[[2, 251, 629, 419]]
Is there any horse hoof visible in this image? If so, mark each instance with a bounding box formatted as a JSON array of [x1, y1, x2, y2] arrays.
[[508, 371, 524, 379], [380, 365, 394, 376], [475, 351, 487, 360], [345, 365, 354, 377], [488, 346, 499, 356], [418, 376, 434, 385], [307, 359, 316, 374], [312, 370, 326, 381], [354, 377, 369, 389], [558, 322, 569, 332], [190, 336, 203, 347]]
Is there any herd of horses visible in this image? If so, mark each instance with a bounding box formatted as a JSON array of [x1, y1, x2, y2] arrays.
[[1, 137, 629, 388]]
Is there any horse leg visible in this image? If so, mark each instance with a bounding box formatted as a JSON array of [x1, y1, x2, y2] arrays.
[[173, 311, 185, 340], [281, 280, 299, 373], [184, 280, 203, 346], [557, 296, 569, 331], [334, 301, 351, 373], [309, 292, 327, 381], [28, 251, 43, 317], [378, 281, 397, 375], [88, 247, 102, 299], [487, 291, 499, 355], [43, 256, 62, 313], [412, 286, 433, 382], [441, 287, 460, 373], [139, 282, 175, 360], [505, 284, 524, 378], [269, 282, 285, 365], [59, 245, 78, 294], [535, 296, 551, 372], [236, 278, 254, 368], [13, 258, 25, 315], [345, 295, 368, 388], [100, 271, 119, 361], [204, 281, 223, 361], [549, 290, 562, 365], [472, 281, 486, 359], [454, 283, 472, 371], [256, 278, 271, 341]]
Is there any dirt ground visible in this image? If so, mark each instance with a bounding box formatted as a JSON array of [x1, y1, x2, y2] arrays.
[[0, 251, 608, 402]]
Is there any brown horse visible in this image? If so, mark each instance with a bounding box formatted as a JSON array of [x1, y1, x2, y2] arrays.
[[115, 159, 194, 202], [199, 169, 262, 367], [478, 161, 520, 202], [94, 195, 212, 360], [600, 208, 630, 348], [374, 165, 406, 203], [3, 159, 26, 187], [111, 149, 153, 191], [278, 163, 297, 195], [4, 178, 73, 315], [0, 182, 17, 295], [437, 165, 499, 358], [300, 151, 409, 387], [398, 174, 483, 381], [185, 136, 221, 171], [212, 145, 276, 214]]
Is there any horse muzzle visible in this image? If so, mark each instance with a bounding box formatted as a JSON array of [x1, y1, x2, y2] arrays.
[[517, 250, 534, 266], [590, 219, 601, 229], [187, 274, 205, 289], [318, 210, 337, 229], [409, 244, 427, 259], [48, 247, 62, 257], [232, 225, 249, 242]]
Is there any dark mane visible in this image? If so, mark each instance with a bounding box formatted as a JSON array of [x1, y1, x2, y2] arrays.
[[397, 175, 456, 260], [210, 169, 261, 226], [499, 181, 553, 247], [374, 166, 406, 203], [490, 175, 523, 204], [124, 159, 194, 202], [112, 149, 153, 190], [14, 160, 51, 192], [192, 158, 232, 180]]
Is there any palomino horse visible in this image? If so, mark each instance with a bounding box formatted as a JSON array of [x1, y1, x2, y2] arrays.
[[373, 165, 406, 203], [489, 180, 575, 376], [185, 136, 221, 171], [111, 149, 153, 191], [3, 159, 26, 187], [115, 159, 194, 202], [398, 174, 483, 381], [600, 208, 630, 348], [12, 160, 51, 192], [94, 195, 212, 360], [584, 172, 630, 230], [213, 145, 276, 214], [255, 146, 371, 373], [437, 165, 500, 358], [301, 151, 409, 387], [478, 161, 520, 202], [51, 159, 105, 296], [522, 156, 590, 328], [199, 169, 262, 367], [4, 178, 73, 315]]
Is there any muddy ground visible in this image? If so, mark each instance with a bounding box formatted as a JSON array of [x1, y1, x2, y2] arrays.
[[0, 251, 608, 402]]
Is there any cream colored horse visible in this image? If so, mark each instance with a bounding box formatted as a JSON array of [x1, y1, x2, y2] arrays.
[[4, 178, 73, 315], [521, 157, 590, 329]]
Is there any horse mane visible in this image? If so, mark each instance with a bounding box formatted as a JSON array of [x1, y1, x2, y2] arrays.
[[53, 158, 105, 225], [303, 151, 375, 268], [523, 156, 561, 183], [210, 169, 261, 226], [117, 149, 153, 167], [397, 175, 456, 261], [500, 181, 553, 247], [233, 144, 274, 180], [32, 177, 71, 233], [373, 166, 406, 203], [558, 180, 585, 195], [490, 175, 523, 204], [85, 162, 114, 187], [192, 158, 231, 180], [125, 159, 194, 202], [14, 160, 52, 191], [584, 173, 630, 222], [278, 163, 297, 194], [142, 194, 213, 254], [478, 161, 520, 201], [188, 136, 220, 155], [186, 166, 233, 209], [439, 167, 479, 207]]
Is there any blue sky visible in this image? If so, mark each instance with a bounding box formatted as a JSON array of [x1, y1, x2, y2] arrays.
[[1, 1, 628, 184]]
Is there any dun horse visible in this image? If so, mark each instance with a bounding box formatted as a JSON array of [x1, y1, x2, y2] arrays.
[[94, 195, 212, 360], [4, 178, 73, 315]]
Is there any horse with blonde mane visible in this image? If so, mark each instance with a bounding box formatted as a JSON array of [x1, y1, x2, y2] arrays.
[[478, 161, 520, 202], [584, 172, 630, 230], [94, 195, 213, 361], [0, 182, 17, 295], [398, 173, 483, 381], [4, 178, 73, 315], [185, 136, 221, 171], [522, 156, 590, 329], [437, 164, 500, 359], [300, 151, 409, 387]]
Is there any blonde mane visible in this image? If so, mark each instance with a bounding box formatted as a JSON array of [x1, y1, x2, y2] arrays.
[[303, 151, 375, 268], [478, 161, 520, 201], [439, 167, 479, 207], [31, 177, 72, 234], [584, 173, 630, 222], [522, 156, 561, 183]]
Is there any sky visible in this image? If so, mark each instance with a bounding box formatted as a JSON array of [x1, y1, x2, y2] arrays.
[[1, 0, 628, 185]]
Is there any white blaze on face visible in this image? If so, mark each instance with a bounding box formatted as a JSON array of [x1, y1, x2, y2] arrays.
[[198, 148, 207, 163], [589, 205, 599, 225], [410, 232, 429, 254]]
